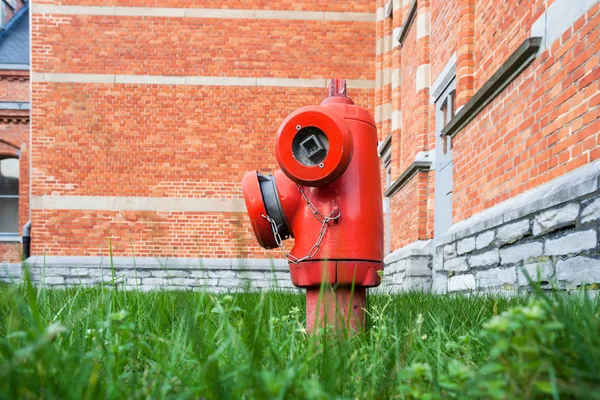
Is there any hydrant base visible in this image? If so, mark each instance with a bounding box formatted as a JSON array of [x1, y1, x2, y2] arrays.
[[305, 286, 367, 333]]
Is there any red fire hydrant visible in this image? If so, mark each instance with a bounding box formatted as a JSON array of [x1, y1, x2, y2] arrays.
[[242, 79, 383, 332]]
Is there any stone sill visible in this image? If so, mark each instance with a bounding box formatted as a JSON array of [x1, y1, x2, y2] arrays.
[[0, 236, 21, 243]]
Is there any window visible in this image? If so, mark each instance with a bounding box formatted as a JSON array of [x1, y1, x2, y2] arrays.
[[434, 78, 456, 237], [440, 90, 456, 154], [382, 150, 392, 254], [0, 158, 19, 236]]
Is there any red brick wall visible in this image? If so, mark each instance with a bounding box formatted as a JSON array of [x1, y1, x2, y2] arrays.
[[430, 0, 459, 82], [31, 210, 278, 258], [389, 172, 430, 249], [383, 0, 435, 252], [0, 71, 29, 102], [32, 84, 373, 198], [453, 3, 600, 222], [31, 1, 376, 259], [0, 243, 21, 263], [473, 0, 547, 93], [32, 16, 374, 80]]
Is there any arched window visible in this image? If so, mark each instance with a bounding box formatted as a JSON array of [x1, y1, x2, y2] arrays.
[[0, 158, 19, 236]]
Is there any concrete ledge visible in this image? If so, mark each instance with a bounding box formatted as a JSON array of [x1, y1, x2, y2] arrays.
[[31, 4, 375, 22], [0, 236, 21, 243], [0, 63, 29, 70], [24, 256, 289, 272], [31, 73, 375, 89], [438, 160, 600, 246], [384, 240, 432, 264], [0, 102, 30, 110]]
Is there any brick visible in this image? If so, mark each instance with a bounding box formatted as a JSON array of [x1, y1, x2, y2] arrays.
[[545, 230, 597, 256]]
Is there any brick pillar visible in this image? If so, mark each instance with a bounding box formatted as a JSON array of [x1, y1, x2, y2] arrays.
[[456, 0, 475, 109]]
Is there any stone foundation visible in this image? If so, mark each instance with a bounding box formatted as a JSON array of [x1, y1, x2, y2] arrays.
[[378, 240, 433, 293], [381, 161, 600, 294], [0, 263, 22, 283], [13, 256, 297, 292], [434, 160, 600, 293]]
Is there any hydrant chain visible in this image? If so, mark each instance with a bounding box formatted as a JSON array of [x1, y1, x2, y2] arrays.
[[262, 185, 340, 264]]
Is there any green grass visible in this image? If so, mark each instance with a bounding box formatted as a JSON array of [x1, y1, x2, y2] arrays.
[[0, 274, 599, 399]]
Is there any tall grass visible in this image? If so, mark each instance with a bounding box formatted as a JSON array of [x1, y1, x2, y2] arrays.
[[0, 273, 598, 399]]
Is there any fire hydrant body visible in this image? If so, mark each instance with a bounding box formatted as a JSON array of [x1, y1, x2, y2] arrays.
[[242, 79, 383, 331]]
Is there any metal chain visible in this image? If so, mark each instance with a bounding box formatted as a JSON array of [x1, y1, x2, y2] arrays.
[[262, 184, 340, 264]]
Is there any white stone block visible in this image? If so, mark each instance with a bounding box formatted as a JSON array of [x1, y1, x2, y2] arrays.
[[581, 198, 600, 223], [447, 274, 476, 291], [556, 256, 600, 285], [518, 261, 554, 285], [533, 203, 579, 236], [496, 220, 530, 244], [545, 230, 597, 256], [476, 230, 495, 249], [431, 274, 447, 293], [151, 270, 190, 278], [42, 276, 65, 285], [457, 237, 476, 255], [406, 257, 431, 276], [476, 267, 517, 288], [470, 249, 500, 268], [444, 256, 469, 272], [499, 242, 543, 264], [443, 243, 457, 259]]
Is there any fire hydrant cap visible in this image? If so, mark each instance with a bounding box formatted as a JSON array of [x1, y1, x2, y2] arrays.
[[242, 171, 278, 249], [276, 105, 353, 187]]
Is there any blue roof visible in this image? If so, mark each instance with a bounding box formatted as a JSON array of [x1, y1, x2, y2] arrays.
[[0, 7, 29, 65]]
